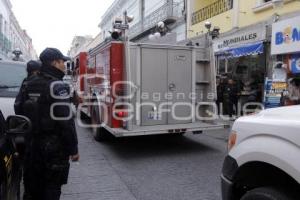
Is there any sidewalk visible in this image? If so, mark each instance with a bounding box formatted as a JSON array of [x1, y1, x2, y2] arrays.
[[61, 125, 137, 200]]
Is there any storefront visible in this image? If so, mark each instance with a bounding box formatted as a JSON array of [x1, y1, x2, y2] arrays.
[[213, 24, 268, 109], [270, 15, 300, 107]]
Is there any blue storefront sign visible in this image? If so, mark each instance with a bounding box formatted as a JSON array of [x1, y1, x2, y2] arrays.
[[291, 54, 300, 74]]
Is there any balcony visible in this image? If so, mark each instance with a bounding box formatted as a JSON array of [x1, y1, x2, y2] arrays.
[[191, 0, 233, 25], [129, 1, 185, 39]]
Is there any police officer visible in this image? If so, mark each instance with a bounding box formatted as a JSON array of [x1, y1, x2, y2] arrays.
[[15, 60, 42, 115], [14, 60, 42, 199], [15, 48, 79, 200]]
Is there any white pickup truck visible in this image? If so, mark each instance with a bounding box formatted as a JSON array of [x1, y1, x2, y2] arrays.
[[0, 60, 26, 118], [222, 106, 300, 200]]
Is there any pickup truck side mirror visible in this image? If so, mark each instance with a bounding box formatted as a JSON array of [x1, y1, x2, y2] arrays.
[[6, 115, 32, 136]]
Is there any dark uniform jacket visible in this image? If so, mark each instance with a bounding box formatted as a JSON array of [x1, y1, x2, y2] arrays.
[[14, 65, 78, 156]]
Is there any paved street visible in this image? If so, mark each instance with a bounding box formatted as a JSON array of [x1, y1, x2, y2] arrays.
[[61, 124, 230, 200]]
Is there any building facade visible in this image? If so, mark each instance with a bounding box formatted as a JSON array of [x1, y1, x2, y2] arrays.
[[99, 0, 186, 43], [0, 0, 37, 61], [68, 35, 94, 58], [188, 0, 300, 38], [0, 0, 12, 59], [187, 0, 300, 108]]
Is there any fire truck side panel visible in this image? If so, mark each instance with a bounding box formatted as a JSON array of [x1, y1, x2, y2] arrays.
[[140, 47, 168, 126], [110, 43, 124, 128], [83, 42, 224, 137], [167, 49, 193, 124], [75, 52, 87, 92], [79, 52, 87, 92]]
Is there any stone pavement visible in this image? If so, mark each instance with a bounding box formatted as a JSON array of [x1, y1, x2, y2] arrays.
[[60, 120, 232, 200], [61, 125, 137, 200]]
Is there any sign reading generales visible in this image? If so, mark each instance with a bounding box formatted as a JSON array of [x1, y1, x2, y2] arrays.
[[271, 16, 300, 55], [213, 27, 266, 52]]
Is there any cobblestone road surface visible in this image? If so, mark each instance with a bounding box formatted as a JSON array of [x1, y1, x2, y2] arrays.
[[61, 124, 230, 200]]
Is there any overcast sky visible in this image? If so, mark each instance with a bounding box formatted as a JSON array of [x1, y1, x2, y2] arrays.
[[10, 0, 114, 55]]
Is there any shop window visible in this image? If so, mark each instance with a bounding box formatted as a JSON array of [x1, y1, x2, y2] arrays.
[[236, 65, 248, 75], [218, 59, 226, 75]]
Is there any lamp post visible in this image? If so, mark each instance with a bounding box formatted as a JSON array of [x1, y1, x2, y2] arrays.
[[272, 0, 284, 22], [148, 21, 170, 41], [204, 21, 220, 102], [12, 48, 22, 61]]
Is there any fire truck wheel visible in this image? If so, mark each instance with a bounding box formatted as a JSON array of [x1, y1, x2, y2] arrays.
[[91, 105, 111, 141], [73, 92, 79, 109], [172, 132, 186, 137]]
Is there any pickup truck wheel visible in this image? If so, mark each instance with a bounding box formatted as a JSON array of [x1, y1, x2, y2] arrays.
[[241, 187, 294, 200], [91, 105, 110, 142]]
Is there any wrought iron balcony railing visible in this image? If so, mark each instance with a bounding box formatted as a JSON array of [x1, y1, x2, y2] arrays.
[[129, 1, 184, 39], [191, 0, 233, 25]]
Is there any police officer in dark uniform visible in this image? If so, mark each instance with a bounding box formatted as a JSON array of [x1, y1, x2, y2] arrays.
[[15, 60, 42, 115], [15, 48, 79, 200], [14, 60, 41, 199]]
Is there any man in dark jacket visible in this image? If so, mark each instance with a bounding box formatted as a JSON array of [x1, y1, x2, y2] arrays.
[[14, 60, 41, 199], [226, 79, 239, 118], [15, 48, 79, 200], [15, 60, 41, 115]]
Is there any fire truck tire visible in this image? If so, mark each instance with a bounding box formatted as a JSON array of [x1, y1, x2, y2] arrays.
[[73, 91, 79, 109], [172, 132, 186, 137], [80, 111, 89, 120], [91, 104, 111, 141]]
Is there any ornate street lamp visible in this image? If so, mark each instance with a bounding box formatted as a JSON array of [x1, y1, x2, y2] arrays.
[[12, 48, 23, 61]]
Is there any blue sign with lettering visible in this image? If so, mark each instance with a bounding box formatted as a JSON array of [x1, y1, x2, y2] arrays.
[[291, 54, 300, 74]]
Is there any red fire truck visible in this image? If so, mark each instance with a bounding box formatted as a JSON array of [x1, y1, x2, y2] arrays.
[[73, 39, 225, 141], [72, 52, 96, 107], [72, 13, 224, 141]]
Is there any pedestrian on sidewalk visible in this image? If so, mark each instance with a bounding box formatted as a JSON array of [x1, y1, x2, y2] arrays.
[[15, 48, 79, 200], [225, 78, 239, 119]]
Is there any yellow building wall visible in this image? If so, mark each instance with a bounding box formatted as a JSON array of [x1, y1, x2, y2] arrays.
[[192, 0, 219, 11], [188, 0, 300, 39], [238, 0, 300, 28], [188, 10, 234, 38], [188, 0, 234, 38]]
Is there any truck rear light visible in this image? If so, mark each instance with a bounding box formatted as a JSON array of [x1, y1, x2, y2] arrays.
[[228, 131, 237, 151], [116, 111, 127, 118]]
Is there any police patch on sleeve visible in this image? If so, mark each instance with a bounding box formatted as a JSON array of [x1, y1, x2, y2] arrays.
[[58, 89, 69, 97]]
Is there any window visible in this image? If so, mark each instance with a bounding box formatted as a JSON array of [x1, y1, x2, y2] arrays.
[[253, 0, 274, 12], [144, 0, 166, 17], [256, 0, 272, 5], [0, 63, 26, 97], [4, 21, 7, 36], [0, 15, 3, 33]]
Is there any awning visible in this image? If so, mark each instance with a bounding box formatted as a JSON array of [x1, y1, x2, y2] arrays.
[[216, 41, 264, 58]]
